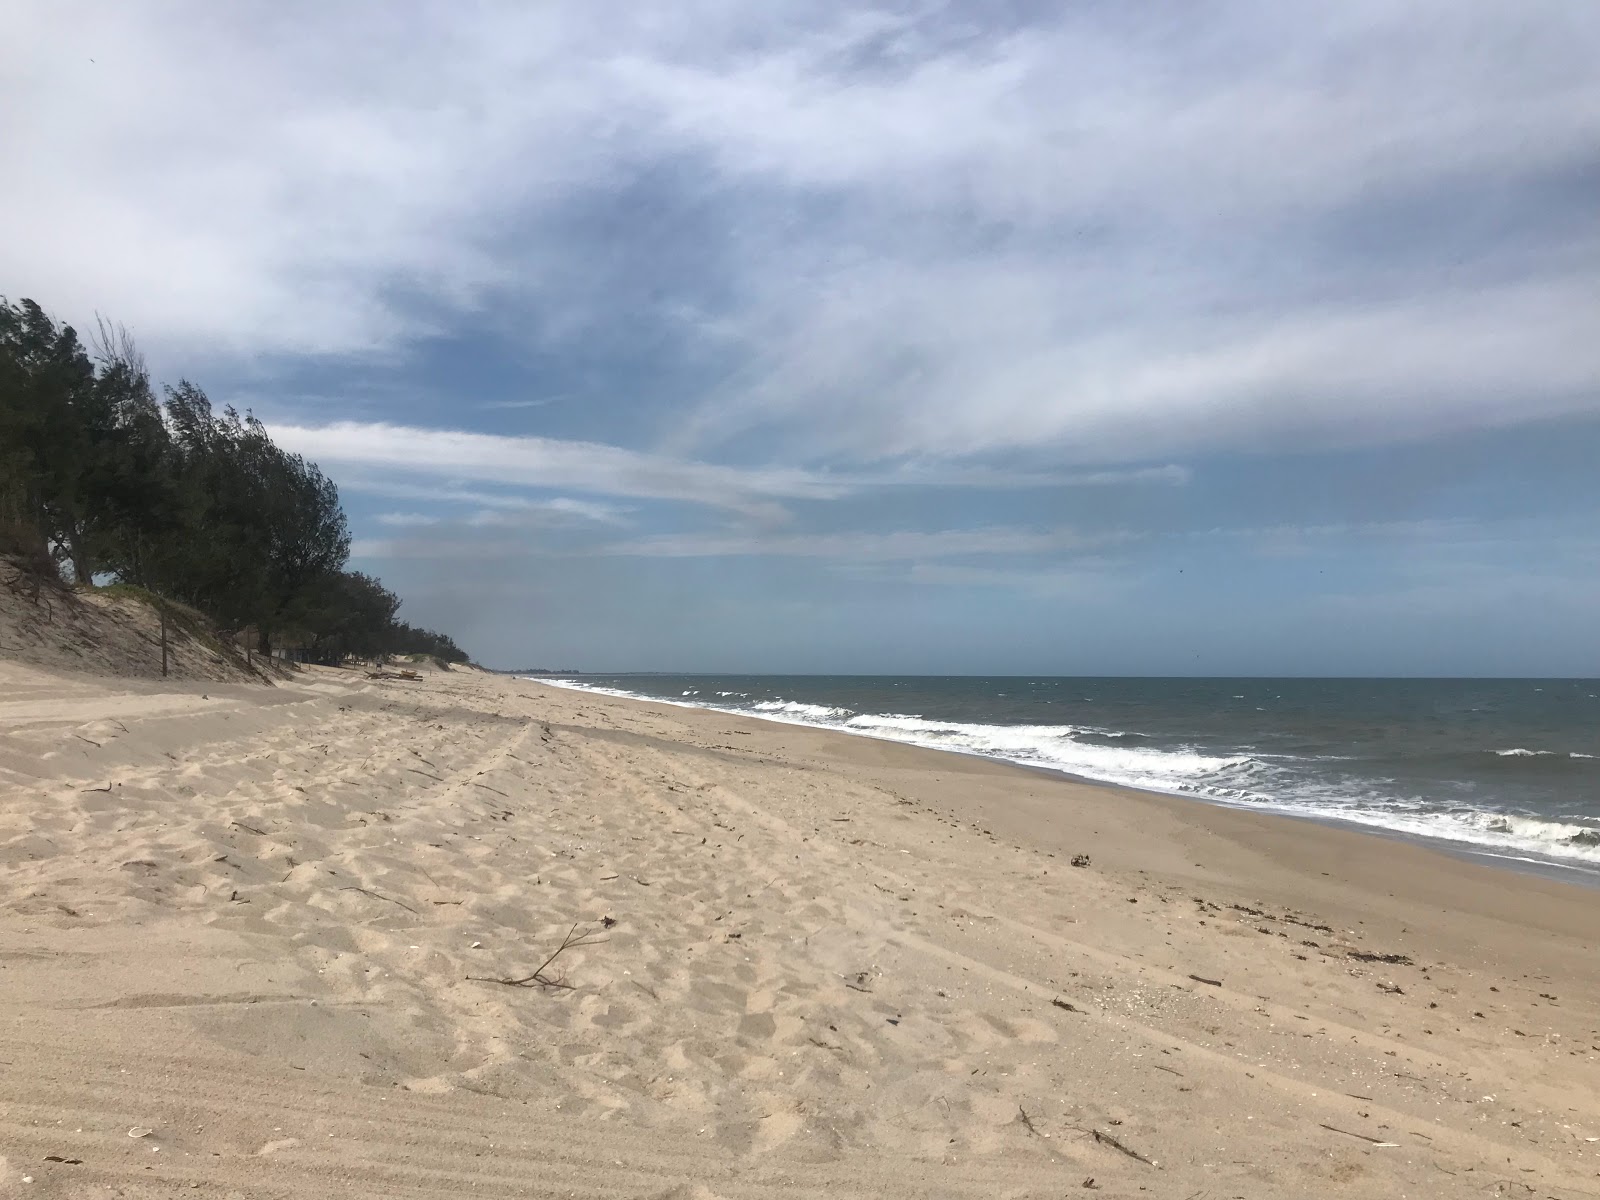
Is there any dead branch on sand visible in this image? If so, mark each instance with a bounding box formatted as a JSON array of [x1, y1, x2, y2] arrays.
[[467, 923, 608, 990], [1090, 1128, 1155, 1166]]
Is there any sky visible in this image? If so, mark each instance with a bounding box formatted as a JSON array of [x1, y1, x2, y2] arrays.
[[5, 1, 1600, 675]]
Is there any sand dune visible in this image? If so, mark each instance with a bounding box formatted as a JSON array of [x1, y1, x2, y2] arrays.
[[1, 662, 1596, 1197]]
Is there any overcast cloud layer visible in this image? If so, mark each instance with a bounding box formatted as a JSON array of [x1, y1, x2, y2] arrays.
[[6, 2, 1599, 671]]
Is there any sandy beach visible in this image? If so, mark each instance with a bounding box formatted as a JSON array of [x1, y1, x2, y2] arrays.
[[1, 661, 1596, 1198]]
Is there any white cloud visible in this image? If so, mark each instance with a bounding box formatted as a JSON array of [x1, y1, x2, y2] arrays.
[[602, 526, 1111, 561], [4, 1, 1596, 465], [276, 419, 1186, 518], [271, 420, 847, 514], [861, 463, 1192, 489], [350, 536, 522, 562], [464, 497, 633, 527], [350, 521, 1118, 566], [707, 271, 1600, 462]]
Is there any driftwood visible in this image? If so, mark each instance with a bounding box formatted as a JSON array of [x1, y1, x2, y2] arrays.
[[1091, 1128, 1154, 1166], [467, 923, 608, 990]]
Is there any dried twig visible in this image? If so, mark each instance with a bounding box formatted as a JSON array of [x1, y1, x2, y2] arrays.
[[232, 821, 266, 835], [1017, 1106, 1043, 1138], [1091, 1128, 1154, 1166], [1187, 974, 1223, 987], [1051, 996, 1082, 1013], [1319, 1123, 1398, 1146], [339, 885, 420, 915], [467, 923, 608, 990]]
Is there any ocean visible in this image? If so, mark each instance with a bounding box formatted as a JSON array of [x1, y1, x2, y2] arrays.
[[535, 675, 1600, 877]]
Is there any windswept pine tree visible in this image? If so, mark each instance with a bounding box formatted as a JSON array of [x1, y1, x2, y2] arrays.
[[0, 295, 467, 664]]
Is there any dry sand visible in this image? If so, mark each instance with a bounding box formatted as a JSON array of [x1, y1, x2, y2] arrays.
[[0, 662, 1596, 1198]]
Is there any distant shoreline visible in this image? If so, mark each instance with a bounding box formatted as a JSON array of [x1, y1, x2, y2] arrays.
[[525, 674, 1600, 887]]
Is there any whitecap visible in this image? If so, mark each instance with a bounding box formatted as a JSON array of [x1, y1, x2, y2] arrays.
[[751, 700, 856, 720]]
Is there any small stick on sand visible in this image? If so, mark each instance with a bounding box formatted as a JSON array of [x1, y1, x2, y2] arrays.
[[467, 923, 608, 990], [1187, 974, 1223, 987], [1319, 1123, 1399, 1146], [339, 885, 420, 915], [1090, 1128, 1155, 1166]]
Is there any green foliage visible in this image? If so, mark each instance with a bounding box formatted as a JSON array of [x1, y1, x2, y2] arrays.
[[389, 621, 470, 663], [0, 294, 467, 667]]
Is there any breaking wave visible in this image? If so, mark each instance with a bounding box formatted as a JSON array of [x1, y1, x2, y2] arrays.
[[529, 678, 1600, 872]]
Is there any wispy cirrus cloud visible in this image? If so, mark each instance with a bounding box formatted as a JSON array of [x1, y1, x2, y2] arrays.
[[6, 2, 1597, 467], [273, 419, 1190, 516], [601, 526, 1115, 561], [271, 420, 848, 516]]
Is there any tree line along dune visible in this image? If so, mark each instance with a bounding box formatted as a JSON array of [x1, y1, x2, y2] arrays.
[[0, 295, 465, 668]]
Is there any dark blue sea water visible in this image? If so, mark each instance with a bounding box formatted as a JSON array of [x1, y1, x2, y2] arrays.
[[536, 675, 1600, 876]]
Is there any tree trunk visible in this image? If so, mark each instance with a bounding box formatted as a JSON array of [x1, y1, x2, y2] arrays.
[[67, 536, 92, 586]]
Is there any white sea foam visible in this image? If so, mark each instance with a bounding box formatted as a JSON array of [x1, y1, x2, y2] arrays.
[[842, 713, 1242, 791], [1494, 748, 1593, 759], [527, 678, 1600, 871], [751, 700, 856, 720], [1307, 806, 1600, 867]]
